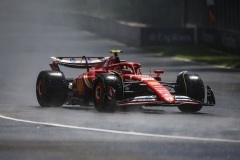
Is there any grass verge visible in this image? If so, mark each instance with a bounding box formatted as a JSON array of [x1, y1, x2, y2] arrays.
[[142, 46, 240, 69]]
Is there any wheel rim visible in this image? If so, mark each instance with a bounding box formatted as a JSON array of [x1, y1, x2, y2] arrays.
[[95, 82, 104, 104], [37, 79, 44, 97], [106, 86, 116, 102]]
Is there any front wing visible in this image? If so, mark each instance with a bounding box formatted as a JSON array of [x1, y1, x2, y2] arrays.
[[117, 86, 215, 107]]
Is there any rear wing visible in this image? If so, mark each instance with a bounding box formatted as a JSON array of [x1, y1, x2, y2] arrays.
[[50, 56, 108, 71]]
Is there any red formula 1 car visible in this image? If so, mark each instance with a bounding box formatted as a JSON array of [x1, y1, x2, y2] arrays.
[[36, 50, 215, 113]]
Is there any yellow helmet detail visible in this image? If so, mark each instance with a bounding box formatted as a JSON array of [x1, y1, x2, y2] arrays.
[[108, 50, 123, 54]]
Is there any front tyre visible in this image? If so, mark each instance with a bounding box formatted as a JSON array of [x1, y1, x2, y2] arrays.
[[93, 73, 123, 112], [175, 71, 205, 113], [36, 70, 68, 107]]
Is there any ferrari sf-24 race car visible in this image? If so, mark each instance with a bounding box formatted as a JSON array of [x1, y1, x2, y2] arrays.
[[36, 50, 215, 113]]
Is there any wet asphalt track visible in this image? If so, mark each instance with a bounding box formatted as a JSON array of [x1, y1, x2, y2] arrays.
[[0, 1, 240, 160]]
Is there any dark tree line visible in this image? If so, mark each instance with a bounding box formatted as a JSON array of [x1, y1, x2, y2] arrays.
[[76, 0, 239, 30]]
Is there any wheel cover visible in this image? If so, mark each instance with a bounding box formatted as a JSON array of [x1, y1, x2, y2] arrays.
[[37, 79, 44, 98], [95, 82, 104, 104]]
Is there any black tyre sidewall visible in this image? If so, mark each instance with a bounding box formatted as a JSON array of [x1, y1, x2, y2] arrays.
[[36, 71, 67, 107], [36, 71, 48, 106], [176, 72, 204, 113]]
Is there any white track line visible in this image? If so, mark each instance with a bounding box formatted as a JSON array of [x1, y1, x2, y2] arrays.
[[0, 114, 239, 143]]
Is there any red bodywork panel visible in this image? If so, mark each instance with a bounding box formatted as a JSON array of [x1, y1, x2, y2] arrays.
[[69, 56, 174, 103], [123, 75, 175, 103]]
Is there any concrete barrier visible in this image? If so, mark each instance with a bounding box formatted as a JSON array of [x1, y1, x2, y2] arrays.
[[78, 13, 240, 54], [78, 14, 142, 46], [141, 28, 194, 46], [198, 28, 240, 54], [78, 14, 194, 47]]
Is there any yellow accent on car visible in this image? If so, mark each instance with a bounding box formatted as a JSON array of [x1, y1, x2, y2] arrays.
[[77, 79, 84, 93], [148, 81, 159, 85], [83, 75, 93, 88]]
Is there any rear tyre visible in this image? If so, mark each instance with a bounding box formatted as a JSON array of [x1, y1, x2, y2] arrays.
[[175, 71, 204, 113], [36, 70, 68, 107], [93, 73, 123, 112]]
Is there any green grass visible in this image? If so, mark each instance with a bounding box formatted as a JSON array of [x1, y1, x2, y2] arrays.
[[142, 46, 240, 69]]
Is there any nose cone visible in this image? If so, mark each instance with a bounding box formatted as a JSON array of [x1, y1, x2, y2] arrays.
[[147, 80, 175, 103], [161, 93, 175, 103]]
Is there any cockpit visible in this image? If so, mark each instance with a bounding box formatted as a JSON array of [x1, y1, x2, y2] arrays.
[[107, 62, 141, 75]]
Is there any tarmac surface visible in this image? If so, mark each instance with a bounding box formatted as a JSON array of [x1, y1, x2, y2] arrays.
[[0, 1, 240, 160]]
